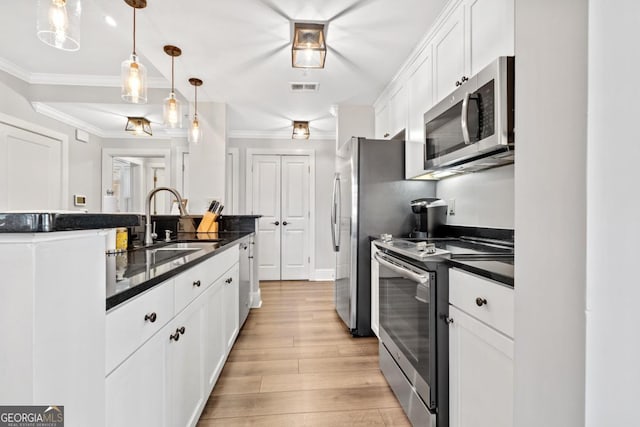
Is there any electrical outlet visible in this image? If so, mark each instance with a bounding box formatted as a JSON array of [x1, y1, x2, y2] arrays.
[[448, 199, 456, 216]]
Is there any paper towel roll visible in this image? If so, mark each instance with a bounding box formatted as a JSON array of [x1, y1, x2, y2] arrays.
[[103, 195, 119, 213]]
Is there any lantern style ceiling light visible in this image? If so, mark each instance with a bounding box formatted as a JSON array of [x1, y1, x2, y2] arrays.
[[292, 121, 310, 139], [188, 78, 203, 144], [125, 117, 152, 136], [121, 0, 147, 104], [292, 23, 326, 69], [162, 45, 182, 128], [36, 0, 81, 51]]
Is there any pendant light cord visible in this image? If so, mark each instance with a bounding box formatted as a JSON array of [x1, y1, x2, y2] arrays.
[[171, 56, 175, 93], [194, 86, 198, 117], [132, 8, 137, 55]]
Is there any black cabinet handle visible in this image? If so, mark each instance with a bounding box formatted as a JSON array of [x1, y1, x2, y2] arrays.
[[144, 312, 157, 323], [193, 280, 201, 287], [178, 326, 185, 335], [461, 76, 469, 83], [170, 331, 180, 341], [455, 81, 461, 87], [225, 277, 233, 284], [475, 297, 488, 307], [271, 221, 280, 226], [282, 221, 289, 226]]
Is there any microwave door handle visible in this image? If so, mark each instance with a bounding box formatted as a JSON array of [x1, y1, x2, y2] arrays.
[[375, 253, 429, 284], [461, 92, 472, 145]]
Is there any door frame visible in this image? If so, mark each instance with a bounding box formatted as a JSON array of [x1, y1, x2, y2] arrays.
[[0, 112, 69, 209], [245, 148, 316, 281], [226, 148, 240, 214]]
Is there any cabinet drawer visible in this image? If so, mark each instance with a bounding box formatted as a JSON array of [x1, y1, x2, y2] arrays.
[[174, 246, 239, 314], [449, 268, 514, 337], [106, 280, 175, 375]]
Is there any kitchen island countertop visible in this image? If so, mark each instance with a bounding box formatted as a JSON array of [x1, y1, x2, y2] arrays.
[[106, 231, 253, 310]]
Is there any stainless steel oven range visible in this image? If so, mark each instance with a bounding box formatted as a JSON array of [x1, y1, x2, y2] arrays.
[[374, 236, 514, 427]]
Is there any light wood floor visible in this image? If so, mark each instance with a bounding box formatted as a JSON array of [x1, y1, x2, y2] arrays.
[[197, 280, 411, 426]]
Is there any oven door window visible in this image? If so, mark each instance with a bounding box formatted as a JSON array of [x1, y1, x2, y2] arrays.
[[379, 264, 431, 388]]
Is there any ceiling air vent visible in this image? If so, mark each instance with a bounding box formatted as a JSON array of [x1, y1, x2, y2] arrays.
[[290, 82, 320, 92]]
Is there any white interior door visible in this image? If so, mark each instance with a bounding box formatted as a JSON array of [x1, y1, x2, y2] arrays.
[[252, 155, 282, 281], [0, 123, 63, 210], [251, 154, 310, 281], [281, 156, 310, 280]]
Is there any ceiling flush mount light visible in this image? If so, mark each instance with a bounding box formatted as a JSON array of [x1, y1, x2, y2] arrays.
[[292, 23, 326, 69], [121, 0, 147, 104], [36, 0, 81, 51], [188, 78, 203, 144], [292, 121, 310, 139], [163, 45, 182, 128], [125, 117, 152, 136]]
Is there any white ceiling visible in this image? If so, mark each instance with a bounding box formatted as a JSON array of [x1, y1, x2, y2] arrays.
[[1, 0, 448, 138]]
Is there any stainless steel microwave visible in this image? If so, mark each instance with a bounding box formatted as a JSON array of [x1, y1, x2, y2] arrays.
[[424, 56, 515, 174]]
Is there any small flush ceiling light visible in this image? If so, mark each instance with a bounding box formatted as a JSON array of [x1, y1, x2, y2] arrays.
[[292, 121, 310, 139], [36, 0, 81, 51], [121, 0, 147, 104], [292, 23, 326, 69], [125, 117, 152, 136], [188, 78, 203, 144], [162, 45, 182, 128]]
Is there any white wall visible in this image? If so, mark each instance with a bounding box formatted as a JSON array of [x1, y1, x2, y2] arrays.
[[188, 102, 227, 214], [229, 137, 335, 272], [435, 164, 514, 228], [514, 1, 587, 426], [335, 105, 374, 151], [585, 1, 640, 425], [0, 71, 103, 212]]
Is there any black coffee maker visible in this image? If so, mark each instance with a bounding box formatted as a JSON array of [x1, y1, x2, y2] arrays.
[[410, 198, 447, 238]]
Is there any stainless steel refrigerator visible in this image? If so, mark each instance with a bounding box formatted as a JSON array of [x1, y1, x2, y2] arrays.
[[331, 137, 435, 336]]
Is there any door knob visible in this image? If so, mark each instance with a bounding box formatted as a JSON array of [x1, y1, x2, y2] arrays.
[[282, 221, 288, 226], [271, 221, 280, 226]]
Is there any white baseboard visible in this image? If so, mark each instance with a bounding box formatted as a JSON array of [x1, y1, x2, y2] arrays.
[[250, 289, 262, 308], [311, 269, 335, 281]]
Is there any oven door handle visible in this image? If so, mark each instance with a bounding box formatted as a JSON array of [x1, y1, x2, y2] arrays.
[[375, 253, 429, 285]]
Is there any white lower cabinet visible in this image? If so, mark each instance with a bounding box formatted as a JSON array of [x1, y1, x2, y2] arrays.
[[106, 246, 240, 427], [106, 325, 167, 427], [166, 300, 206, 427], [449, 269, 514, 427]]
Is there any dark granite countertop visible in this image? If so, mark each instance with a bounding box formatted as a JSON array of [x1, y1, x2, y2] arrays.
[[446, 258, 514, 287], [0, 212, 140, 232], [106, 231, 253, 311]]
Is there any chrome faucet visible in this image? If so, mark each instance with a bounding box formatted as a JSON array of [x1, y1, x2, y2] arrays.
[[144, 187, 188, 245]]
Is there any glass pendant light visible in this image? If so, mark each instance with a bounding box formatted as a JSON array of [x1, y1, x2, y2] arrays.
[[162, 45, 182, 128], [121, 0, 147, 104], [36, 0, 81, 51], [188, 78, 203, 144]]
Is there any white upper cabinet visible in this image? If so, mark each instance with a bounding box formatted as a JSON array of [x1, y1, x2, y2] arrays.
[[389, 84, 408, 138], [467, 0, 515, 75], [374, 103, 390, 139], [433, 2, 467, 103], [406, 47, 434, 178]]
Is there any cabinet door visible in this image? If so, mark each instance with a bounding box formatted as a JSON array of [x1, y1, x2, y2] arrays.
[[388, 84, 408, 138], [449, 305, 514, 427], [467, 0, 514, 75], [166, 300, 205, 427], [223, 264, 240, 351], [203, 278, 226, 392], [433, 3, 467, 102], [106, 331, 167, 427], [375, 103, 390, 139], [406, 48, 434, 178], [370, 244, 379, 337]]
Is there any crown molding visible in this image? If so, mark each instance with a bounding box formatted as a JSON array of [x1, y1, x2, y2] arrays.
[[0, 56, 169, 88], [228, 129, 335, 141], [31, 102, 107, 138]]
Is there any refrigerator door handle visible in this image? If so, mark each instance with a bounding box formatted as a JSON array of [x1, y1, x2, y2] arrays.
[[335, 175, 341, 250], [331, 174, 339, 251]]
